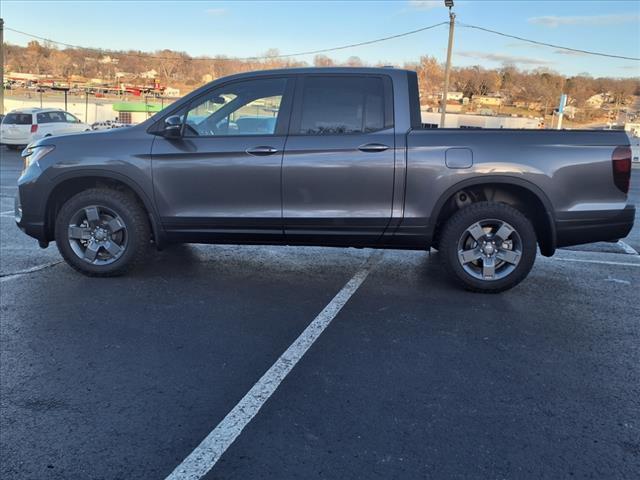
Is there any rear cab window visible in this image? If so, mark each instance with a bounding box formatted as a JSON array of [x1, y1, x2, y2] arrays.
[[3, 113, 33, 125], [295, 76, 391, 135]]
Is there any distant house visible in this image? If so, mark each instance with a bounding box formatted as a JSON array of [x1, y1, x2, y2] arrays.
[[473, 95, 502, 107], [442, 91, 464, 101], [99, 56, 119, 65], [586, 94, 605, 108], [140, 69, 159, 79]]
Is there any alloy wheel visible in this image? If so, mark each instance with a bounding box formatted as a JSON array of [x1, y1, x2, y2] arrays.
[[67, 205, 128, 265], [456, 218, 522, 281]]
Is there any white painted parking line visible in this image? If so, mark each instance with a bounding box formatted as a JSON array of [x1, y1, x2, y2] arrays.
[[618, 241, 639, 255], [165, 252, 381, 480], [0, 261, 63, 282], [551, 257, 640, 267], [0, 210, 14, 216]]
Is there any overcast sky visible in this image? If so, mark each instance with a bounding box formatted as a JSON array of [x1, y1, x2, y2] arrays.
[[2, 0, 639, 77]]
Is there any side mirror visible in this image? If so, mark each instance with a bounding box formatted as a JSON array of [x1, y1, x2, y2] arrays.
[[162, 115, 183, 137]]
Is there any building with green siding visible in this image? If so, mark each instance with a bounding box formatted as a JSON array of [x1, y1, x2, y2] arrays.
[[112, 102, 163, 124]]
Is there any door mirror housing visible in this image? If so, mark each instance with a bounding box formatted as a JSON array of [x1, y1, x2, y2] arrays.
[[161, 115, 183, 137]]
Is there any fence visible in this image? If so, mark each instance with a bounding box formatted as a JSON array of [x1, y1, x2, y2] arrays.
[[3, 89, 178, 125]]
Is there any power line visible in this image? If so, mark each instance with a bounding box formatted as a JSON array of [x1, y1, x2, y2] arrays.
[[458, 23, 640, 62], [5, 23, 448, 62], [5, 21, 638, 64]]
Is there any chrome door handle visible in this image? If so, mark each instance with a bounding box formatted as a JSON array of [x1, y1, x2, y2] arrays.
[[358, 143, 390, 153], [246, 146, 278, 156]]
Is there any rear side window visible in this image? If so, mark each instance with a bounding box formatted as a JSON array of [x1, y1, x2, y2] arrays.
[[3, 113, 33, 125], [298, 77, 385, 135]]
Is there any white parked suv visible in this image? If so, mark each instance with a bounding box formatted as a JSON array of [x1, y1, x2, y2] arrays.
[[1, 108, 91, 149]]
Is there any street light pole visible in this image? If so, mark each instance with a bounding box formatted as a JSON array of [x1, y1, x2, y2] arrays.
[[439, 2, 455, 128]]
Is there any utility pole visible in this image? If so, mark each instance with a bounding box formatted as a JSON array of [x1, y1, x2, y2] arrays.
[[556, 93, 567, 130], [440, 1, 455, 128], [1, 18, 4, 115]]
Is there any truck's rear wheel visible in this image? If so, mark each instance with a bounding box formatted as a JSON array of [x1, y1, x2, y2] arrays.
[[439, 202, 537, 293], [55, 188, 150, 276]]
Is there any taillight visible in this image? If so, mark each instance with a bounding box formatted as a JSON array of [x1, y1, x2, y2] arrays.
[[612, 146, 631, 194], [30, 124, 38, 133]]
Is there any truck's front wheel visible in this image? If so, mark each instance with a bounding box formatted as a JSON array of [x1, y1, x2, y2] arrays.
[[54, 188, 150, 276], [439, 202, 537, 293]]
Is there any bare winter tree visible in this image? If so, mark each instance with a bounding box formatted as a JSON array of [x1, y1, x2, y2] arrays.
[[314, 55, 335, 67], [3, 41, 638, 119]]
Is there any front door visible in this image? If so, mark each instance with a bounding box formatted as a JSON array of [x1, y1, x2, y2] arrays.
[[151, 77, 293, 242], [282, 75, 396, 245]]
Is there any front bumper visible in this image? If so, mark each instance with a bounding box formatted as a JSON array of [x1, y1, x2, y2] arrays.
[[14, 165, 49, 243], [555, 205, 636, 247]]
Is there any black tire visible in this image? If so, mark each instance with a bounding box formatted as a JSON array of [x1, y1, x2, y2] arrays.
[[55, 188, 150, 276], [439, 201, 537, 293]]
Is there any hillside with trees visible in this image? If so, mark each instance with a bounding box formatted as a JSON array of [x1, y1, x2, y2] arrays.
[[4, 41, 639, 123]]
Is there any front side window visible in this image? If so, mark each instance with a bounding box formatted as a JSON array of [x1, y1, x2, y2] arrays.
[[184, 78, 287, 137], [47, 111, 67, 123], [65, 113, 79, 123], [299, 76, 385, 135]]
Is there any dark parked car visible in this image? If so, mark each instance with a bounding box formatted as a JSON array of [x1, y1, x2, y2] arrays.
[[15, 68, 635, 292]]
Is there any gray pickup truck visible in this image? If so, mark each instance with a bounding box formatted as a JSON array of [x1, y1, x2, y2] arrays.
[[15, 67, 634, 292]]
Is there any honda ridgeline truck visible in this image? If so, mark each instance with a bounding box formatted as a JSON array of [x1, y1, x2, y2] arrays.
[[15, 68, 635, 292]]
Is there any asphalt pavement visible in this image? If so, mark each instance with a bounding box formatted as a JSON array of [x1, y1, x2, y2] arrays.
[[1, 147, 639, 480]]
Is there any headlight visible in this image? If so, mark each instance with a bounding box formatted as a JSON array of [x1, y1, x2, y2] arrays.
[[21, 145, 55, 170]]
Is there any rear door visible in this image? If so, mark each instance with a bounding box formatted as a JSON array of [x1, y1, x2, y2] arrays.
[[36, 112, 55, 137], [151, 76, 294, 242], [282, 75, 396, 245]]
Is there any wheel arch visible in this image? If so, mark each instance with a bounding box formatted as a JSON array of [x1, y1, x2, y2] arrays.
[[45, 170, 164, 247], [429, 176, 557, 257]]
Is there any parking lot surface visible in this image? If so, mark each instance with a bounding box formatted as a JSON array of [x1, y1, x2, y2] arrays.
[[1, 147, 639, 479]]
